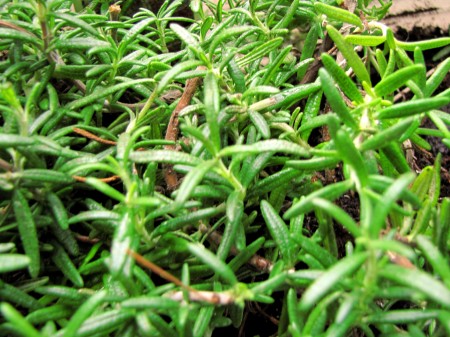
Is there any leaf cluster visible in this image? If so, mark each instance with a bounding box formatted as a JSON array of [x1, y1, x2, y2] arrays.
[[0, 0, 450, 336]]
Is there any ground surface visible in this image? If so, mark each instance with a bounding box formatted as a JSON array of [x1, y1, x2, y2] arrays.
[[383, 0, 450, 33]]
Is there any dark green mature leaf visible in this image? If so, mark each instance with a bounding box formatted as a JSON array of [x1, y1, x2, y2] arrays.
[[186, 242, 238, 285], [378, 96, 450, 119], [379, 265, 450, 308], [284, 180, 354, 219], [1, 2, 449, 336], [0, 303, 42, 337], [298, 252, 368, 312], [12, 189, 40, 278], [319, 68, 358, 130], [219, 139, 309, 157], [0, 28, 42, 47], [374, 64, 425, 97], [261, 200, 296, 266], [326, 25, 371, 85]]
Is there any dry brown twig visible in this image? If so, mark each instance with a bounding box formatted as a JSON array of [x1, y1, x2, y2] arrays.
[[72, 175, 121, 183], [127, 249, 237, 304], [72, 127, 117, 146]]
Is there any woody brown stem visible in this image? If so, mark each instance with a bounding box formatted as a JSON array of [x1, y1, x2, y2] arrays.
[[163, 67, 206, 190], [72, 127, 117, 145], [72, 175, 121, 183]]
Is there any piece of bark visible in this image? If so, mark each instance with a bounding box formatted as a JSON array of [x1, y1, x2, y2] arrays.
[[382, 0, 450, 33]]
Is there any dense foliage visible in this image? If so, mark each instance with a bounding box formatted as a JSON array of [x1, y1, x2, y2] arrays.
[[1, 0, 450, 336]]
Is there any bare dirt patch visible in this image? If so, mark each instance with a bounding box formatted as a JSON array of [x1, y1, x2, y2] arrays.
[[382, 0, 450, 34]]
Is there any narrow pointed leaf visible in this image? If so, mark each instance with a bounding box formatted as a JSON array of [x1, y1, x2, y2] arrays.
[[299, 252, 368, 311], [326, 25, 371, 85], [12, 189, 40, 278], [219, 139, 309, 157], [261, 200, 295, 266], [378, 96, 450, 119], [0, 254, 30, 273], [374, 64, 425, 97], [379, 265, 450, 308]]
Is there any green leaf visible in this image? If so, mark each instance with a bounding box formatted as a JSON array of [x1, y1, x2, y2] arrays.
[[175, 160, 217, 204], [0, 302, 42, 337], [121, 296, 179, 310], [153, 205, 225, 237], [274, 0, 300, 29], [236, 37, 284, 67], [51, 242, 83, 287], [0, 254, 30, 273], [52, 12, 102, 38], [62, 290, 107, 337], [250, 83, 321, 112], [284, 180, 354, 219], [365, 309, 440, 324], [286, 157, 340, 171], [26, 305, 72, 325], [12, 189, 40, 278], [20, 169, 73, 184], [315, 2, 363, 28], [118, 17, 156, 56], [109, 211, 134, 278], [209, 26, 258, 55], [186, 242, 238, 285], [326, 25, 371, 85], [180, 125, 217, 156], [67, 79, 153, 110], [321, 53, 364, 104], [0, 28, 41, 47], [298, 252, 368, 312], [379, 265, 450, 308], [156, 60, 203, 94], [334, 128, 369, 187], [219, 139, 309, 157], [129, 149, 202, 166], [424, 58, 450, 97], [396, 37, 450, 51], [228, 237, 266, 272], [0, 281, 42, 310], [319, 68, 358, 130], [46, 192, 69, 230], [310, 198, 361, 237], [374, 64, 425, 97], [0, 134, 35, 148], [242, 86, 280, 100], [377, 96, 450, 119], [68, 210, 120, 224], [217, 191, 244, 260], [261, 200, 296, 266], [204, 71, 221, 151], [55, 37, 111, 51], [293, 234, 337, 268], [360, 117, 415, 151], [84, 178, 125, 203], [261, 45, 292, 85], [416, 235, 450, 288], [249, 168, 302, 198], [345, 34, 386, 46], [248, 110, 271, 139], [370, 172, 415, 237], [227, 58, 246, 93], [171, 23, 200, 50]]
